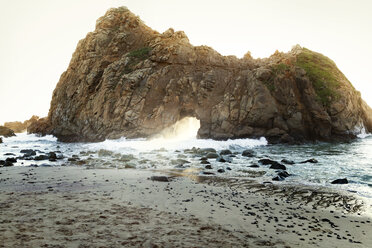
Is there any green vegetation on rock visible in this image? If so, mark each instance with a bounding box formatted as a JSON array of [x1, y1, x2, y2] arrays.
[[263, 63, 291, 92], [296, 48, 340, 106], [127, 47, 152, 60], [272, 63, 290, 74], [123, 47, 152, 74]]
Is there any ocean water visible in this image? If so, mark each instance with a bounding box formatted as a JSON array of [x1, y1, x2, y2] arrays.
[[1, 130, 372, 198]]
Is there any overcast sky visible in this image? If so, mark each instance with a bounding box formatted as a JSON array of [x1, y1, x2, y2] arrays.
[[1, 0, 372, 124]]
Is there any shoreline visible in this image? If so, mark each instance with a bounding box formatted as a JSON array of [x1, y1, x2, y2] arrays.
[[1, 166, 371, 247]]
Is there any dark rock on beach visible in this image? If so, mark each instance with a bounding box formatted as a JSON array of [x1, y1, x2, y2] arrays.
[[150, 176, 170, 182], [27, 7, 372, 144], [6, 157, 17, 163], [331, 178, 349, 184], [0, 137, 2, 143]]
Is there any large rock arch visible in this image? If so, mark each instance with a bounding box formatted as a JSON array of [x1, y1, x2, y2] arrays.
[[29, 7, 372, 143]]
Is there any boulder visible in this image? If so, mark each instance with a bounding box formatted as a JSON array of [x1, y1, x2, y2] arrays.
[[281, 159, 295, 165], [150, 176, 170, 182], [0, 137, 2, 143], [216, 156, 232, 163], [242, 150, 256, 157], [219, 149, 232, 155], [300, 158, 318, 164], [258, 159, 287, 170], [27, 7, 372, 143], [206, 152, 219, 159], [331, 178, 348, 184]]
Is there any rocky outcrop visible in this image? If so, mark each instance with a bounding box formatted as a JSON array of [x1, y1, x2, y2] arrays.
[[0, 126, 16, 138], [29, 7, 372, 143], [5, 115, 39, 133]]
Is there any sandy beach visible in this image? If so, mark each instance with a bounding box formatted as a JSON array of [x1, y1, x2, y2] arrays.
[[0, 166, 371, 248]]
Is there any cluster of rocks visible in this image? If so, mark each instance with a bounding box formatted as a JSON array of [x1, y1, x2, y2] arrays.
[[180, 147, 349, 185], [27, 6, 372, 143]]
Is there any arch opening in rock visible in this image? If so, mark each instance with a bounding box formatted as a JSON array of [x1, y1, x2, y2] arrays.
[[151, 117, 200, 142]]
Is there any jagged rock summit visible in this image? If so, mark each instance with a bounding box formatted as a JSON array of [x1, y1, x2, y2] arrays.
[[29, 7, 372, 143]]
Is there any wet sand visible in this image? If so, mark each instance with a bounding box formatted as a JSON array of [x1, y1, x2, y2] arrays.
[[0, 166, 371, 247]]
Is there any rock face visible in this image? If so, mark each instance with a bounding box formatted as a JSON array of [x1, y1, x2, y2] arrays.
[[0, 126, 16, 138], [29, 7, 372, 143], [5, 115, 39, 133]]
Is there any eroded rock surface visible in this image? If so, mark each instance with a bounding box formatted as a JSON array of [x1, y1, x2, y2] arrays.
[[29, 7, 372, 143]]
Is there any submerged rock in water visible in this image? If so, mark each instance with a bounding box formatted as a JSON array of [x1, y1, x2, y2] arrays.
[[219, 149, 232, 155], [98, 149, 114, 157], [216, 156, 232, 163], [331, 178, 348, 184], [200, 160, 210, 165], [242, 150, 255, 157], [300, 158, 318, 164], [205, 164, 212, 169], [278, 171, 290, 178], [27, 7, 372, 143], [249, 164, 260, 168], [281, 159, 295, 165], [34, 155, 49, 161], [258, 159, 287, 170], [206, 152, 219, 159]]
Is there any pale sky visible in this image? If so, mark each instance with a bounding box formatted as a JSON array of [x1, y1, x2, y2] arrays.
[[1, 0, 372, 124]]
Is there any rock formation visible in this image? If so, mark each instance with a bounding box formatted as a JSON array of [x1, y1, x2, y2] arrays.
[[29, 7, 372, 143], [5, 115, 39, 133], [0, 126, 16, 138]]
